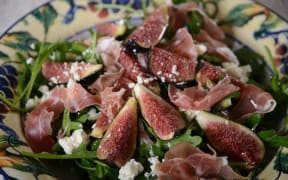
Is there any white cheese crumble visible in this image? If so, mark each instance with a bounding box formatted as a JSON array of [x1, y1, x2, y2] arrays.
[[70, 62, 81, 81], [144, 156, 160, 178], [87, 108, 99, 121], [118, 159, 144, 180], [58, 129, 89, 154], [26, 57, 33, 64], [195, 44, 207, 55], [136, 75, 156, 84], [216, 47, 239, 65], [222, 62, 252, 82], [25, 97, 41, 109], [128, 82, 136, 89], [171, 65, 179, 76], [25, 85, 51, 109]]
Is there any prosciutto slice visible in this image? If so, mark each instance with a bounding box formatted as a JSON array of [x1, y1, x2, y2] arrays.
[[96, 37, 122, 72], [168, 2, 225, 40], [88, 70, 124, 93], [91, 87, 126, 138], [193, 30, 239, 64], [24, 98, 64, 153], [158, 27, 198, 60], [24, 83, 100, 152], [155, 142, 246, 180], [228, 82, 276, 123], [168, 78, 240, 110]]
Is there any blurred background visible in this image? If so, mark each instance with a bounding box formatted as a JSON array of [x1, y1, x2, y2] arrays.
[[0, 0, 288, 34]]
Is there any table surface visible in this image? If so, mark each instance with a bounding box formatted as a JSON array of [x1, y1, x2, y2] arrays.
[[0, 0, 288, 36]]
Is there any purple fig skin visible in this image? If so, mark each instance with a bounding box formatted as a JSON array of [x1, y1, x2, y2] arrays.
[[149, 47, 197, 82], [96, 97, 138, 167], [195, 111, 265, 168], [129, 6, 168, 48], [134, 84, 186, 140]]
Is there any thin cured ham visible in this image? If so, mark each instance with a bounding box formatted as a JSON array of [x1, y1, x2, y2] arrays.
[[228, 82, 277, 123], [158, 27, 198, 60], [96, 37, 122, 72], [24, 82, 100, 152], [24, 98, 64, 153], [88, 70, 124, 93], [168, 2, 225, 40], [91, 87, 126, 138], [193, 30, 239, 64], [54, 82, 101, 112], [168, 77, 240, 111], [155, 142, 246, 180]]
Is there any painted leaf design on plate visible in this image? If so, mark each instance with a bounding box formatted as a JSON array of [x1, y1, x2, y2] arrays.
[[0, 135, 53, 177], [274, 150, 288, 174], [0, 51, 9, 60], [221, 3, 269, 27], [0, 31, 38, 51], [31, 4, 58, 34], [62, 0, 86, 24]]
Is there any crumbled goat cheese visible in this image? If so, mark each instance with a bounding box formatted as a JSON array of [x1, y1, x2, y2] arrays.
[[25, 97, 41, 109], [70, 62, 81, 81], [144, 156, 160, 178], [171, 65, 179, 76], [222, 62, 252, 82], [136, 75, 156, 84], [30, 43, 35, 50], [50, 76, 59, 84], [216, 47, 239, 65], [195, 44, 207, 55], [25, 85, 51, 109], [137, 75, 144, 84], [87, 108, 99, 121], [38, 85, 50, 101], [26, 57, 33, 64], [118, 159, 144, 180], [58, 129, 89, 154], [128, 83, 135, 89]]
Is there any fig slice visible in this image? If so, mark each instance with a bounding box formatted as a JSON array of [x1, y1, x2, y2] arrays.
[[134, 84, 186, 140], [119, 50, 160, 93], [42, 61, 102, 83], [195, 111, 265, 168], [128, 6, 168, 48], [149, 47, 198, 82], [96, 97, 138, 167]]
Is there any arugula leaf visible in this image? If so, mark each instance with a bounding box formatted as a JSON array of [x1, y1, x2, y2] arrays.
[[187, 11, 204, 34], [199, 54, 222, 64], [62, 109, 82, 136], [156, 129, 202, 150], [258, 130, 288, 148], [21, 151, 97, 159]]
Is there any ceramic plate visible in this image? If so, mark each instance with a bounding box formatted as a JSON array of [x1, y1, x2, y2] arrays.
[[0, 0, 288, 179]]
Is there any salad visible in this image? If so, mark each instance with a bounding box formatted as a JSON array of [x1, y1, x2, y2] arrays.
[[2, 0, 288, 180]]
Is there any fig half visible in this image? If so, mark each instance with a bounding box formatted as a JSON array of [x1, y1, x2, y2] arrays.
[[96, 97, 138, 167], [128, 6, 168, 48], [134, 84, 186, 140], [195, 111, 265, 168]]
